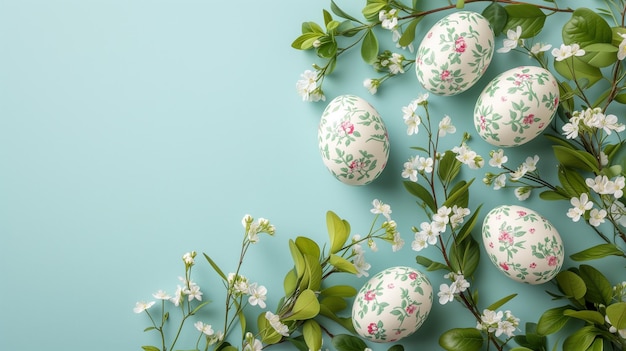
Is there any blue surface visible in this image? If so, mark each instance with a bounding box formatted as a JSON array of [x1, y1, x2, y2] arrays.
[[1, 0, 623, 350]]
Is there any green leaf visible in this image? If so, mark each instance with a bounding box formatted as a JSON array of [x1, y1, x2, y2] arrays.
[[579, 43, 618, 68], [517, 322, 546, 350], [218, 345, 238, 351], [456, 0, 465, 9], [439, 328, 484, 351], [450, 236, 480, 277], [362, 1, 386, 22], [304, 253, 322, 291], [539, 189, 570, 201], [295, 236, 321, 259], [537, 306, 571, 335], [578, 264, 613, 305], [331, 0, 362, 23], [556, 270, 587, 301], [562, 8, 612, 47], [320, 296, 348, 312], [557, 165, 589, 197], [443, 179, 474, 209], [570, 243, 625, 261], [141, 346, 160, 351], [143, 326, 156, 332], [438, 150, 462, 185], [486, 293, 518, 311], [284, 289, 320, 321], [563, 309, 605, 325], [553, 145, 600, 172], [190, 301, 210, 315], [607, 302, 626, 329], [482, 2, 508, 34], [284, 269, 298, 296], [291, 32, 323, 50], [361, 29, 379, 64], [456, 204, 482, 243], [553, 57, 602, 88], [203, 253, 228, 281], [331, 334, 368, 351], [403, 181, 436, 212], [323, 9, 332, 27], [303, 320, 323, 351], [289, 239, 306, 279], [320, 285, 357, 297], [387, 345, 405, 351], [562, 326, 601, 351], [399, 17, 423, 48], [318, 40, 338, 59], [503, 4, 546, 38], [544, 134, 577, 150], [327, 211, 349, 254], [302, 21, 325, 34], [329, 254, 358, 274], [416, 255, 450, 271]]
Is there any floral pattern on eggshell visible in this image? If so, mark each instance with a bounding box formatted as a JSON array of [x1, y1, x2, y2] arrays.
[[318, 95, 390, 185], [352, 267, 433, 342], [474, 66, 560, 147], [482, 205, 564, 284], [415, 11, 494, 96]]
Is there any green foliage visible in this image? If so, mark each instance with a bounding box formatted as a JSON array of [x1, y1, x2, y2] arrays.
[[482, 3, 508, 36], [503, 4, 546, 38], [439, 328, 484, 351]]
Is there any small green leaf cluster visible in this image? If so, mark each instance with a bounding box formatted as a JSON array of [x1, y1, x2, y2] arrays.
[[526, 265, 626, 351]]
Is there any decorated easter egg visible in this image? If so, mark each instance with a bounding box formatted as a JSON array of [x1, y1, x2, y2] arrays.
[[352, 266, 433, 343], [415, 11, 495, 96], [474, 65, 560, 147], [318, 95, 389, 185], [482, 205, 564, 284]]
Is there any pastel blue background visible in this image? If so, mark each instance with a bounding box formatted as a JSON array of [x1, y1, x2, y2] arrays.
[[1, 0, 623, 350]]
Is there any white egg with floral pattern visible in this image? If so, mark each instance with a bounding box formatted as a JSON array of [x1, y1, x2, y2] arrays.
[[415, 11, 495, 96], [318, 95, 390, 185], [351, 266, 433, 343], [482, 205, 564, 285], [474, 66, 560, 147]]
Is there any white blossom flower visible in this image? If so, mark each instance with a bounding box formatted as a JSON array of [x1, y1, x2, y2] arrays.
[[567, 193, 593, 222], [228, 273, 250, 296], [133, 301, 155, 313], [296, 70, 325, 102], [182, 251, 196, 265], [418, 221, 441, 245], [562, 116, 581, 139], [392, 29, 415, 52], [493, 174, 507, 190], [438, 115, 456, 136], [379, 9, 398, 30], [497, 26, 523, 53], [530, 42, 552, 55], [416, 157, 434, 173], [608, 176, 626, 199], [265, 311, 290, 336], [514, 187, 531, 201], [496, 318, 517, 337], [476, 309, 504, 333], [489, 149, 508, 168], [248, 283, 268, 308], [597, 113, 626, 134], [368, 238, 378, 252], [388, 53, 405, 74], [586, 175, 610, 194], [402, 157, 419, 182], [152, 290, 171, 300], [523, 155, 539, 172], [510, 164, 528, 181], [437, 283, 456, 304], [618, 33, 626, 60], [450, 206, 470, 229], [363, 78, 379, 95], [186, 283, 203, 301], [589, 208, 607, 227], [243, 332, 263, 351], [371, 199, 392, 220], [453, 144, 483, 169], [433, 206, 451, 226], [446, 272, 470, 293], [402, 101, 421, 135], [411, 233, 429, 251], [353, 253, 371, 277], [194, 321, 214, 336], [610, 200, 626, 227], [552, 43, 585, 61], [170, 285, 184, 306], [392, 231, 405, 252]]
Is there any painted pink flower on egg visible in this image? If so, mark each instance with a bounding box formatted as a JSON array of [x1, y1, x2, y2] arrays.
[[454, 37, 466, 53], [440, 70, 451, 82], [387, 283, 395, 289], [364, 290, 376, 301], [367, 323, 378, 334], [498, 231, 514, 245], [406, 304, 417, 315], [547, 255, 558, 266], [523, 114, 535, 125], [409, 272, 417, 280], [517, 210, 527, 217], [340, 120, 354, 134], [499, 262, 509, 271], [529, 262, 537, 269]]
